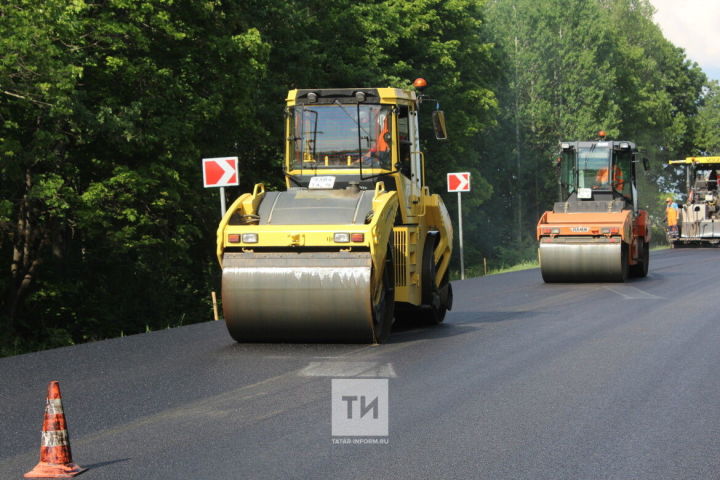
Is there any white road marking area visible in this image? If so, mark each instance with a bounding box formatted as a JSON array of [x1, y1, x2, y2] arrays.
[[604, 285, 661, 299], [299, 361, 397, 378]]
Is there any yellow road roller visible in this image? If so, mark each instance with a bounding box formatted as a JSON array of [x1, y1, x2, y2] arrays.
[[216, 81, 453, 343]]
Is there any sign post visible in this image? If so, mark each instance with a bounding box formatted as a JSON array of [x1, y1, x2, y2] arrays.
[[202, 157, 239, 217], [447, 172, 471, 280]]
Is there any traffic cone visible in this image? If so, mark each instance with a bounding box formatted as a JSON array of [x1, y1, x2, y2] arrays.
[[24, 381, 87, 478]]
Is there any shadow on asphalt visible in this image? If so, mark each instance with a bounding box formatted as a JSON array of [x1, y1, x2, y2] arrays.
[[83, 458, 131, 470], [388, 319, 474, 343], [217, 341, 364, 356], [386, 310, 535, 343], [212, 308, 537, 350]]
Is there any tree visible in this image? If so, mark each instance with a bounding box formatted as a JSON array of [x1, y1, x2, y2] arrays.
[[1, 0, 273, 351], [695, 81, 720, 155], [482, 0, 707, 259], [0, 0, 87, 339]]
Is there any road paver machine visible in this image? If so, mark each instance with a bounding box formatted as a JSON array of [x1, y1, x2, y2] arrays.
[[667, 156, 720, 246]]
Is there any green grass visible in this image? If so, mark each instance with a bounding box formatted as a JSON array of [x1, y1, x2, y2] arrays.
[[487, 260, 540, 275], [452, 258, 539, 280]]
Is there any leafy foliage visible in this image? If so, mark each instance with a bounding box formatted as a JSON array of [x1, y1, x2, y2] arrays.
[[482, 0, 708, 260], [695, 81, 720, 155]]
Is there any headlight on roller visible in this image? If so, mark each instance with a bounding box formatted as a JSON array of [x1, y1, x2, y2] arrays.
[[241, 233, 258, 243], [334, 233, 350, 243]]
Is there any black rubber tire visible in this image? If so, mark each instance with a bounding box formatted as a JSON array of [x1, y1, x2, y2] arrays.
[[393, 236, 451, 325], [372, 242, 395, 343], [420, 272, 450, 324], [421, 236, 437, 304], [419, 236, 449, 325], [629, 241, 649, 278]]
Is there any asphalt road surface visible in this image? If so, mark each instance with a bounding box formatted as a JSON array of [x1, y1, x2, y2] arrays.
[[2, 248, 720, 479]]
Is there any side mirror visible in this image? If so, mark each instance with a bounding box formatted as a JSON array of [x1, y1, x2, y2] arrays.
[[432, 110, 448, 140], [643, 157, 650, 170]]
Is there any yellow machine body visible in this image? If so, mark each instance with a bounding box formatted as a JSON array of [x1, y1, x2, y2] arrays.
[[216, 86, 453, 343]]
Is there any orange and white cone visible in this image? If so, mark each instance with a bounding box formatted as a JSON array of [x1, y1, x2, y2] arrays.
[[24, 381, 87, 478]]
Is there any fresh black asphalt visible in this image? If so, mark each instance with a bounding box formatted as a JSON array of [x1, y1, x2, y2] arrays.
[[2, 248, 720, 479]]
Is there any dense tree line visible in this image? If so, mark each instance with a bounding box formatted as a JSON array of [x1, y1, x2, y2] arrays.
[[477, 0, 707, 267], [1, 0, 716, 355]]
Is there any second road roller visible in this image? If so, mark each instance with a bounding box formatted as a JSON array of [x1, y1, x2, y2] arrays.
[[216, 80, 453, 343], [536, 134, 651, 282]]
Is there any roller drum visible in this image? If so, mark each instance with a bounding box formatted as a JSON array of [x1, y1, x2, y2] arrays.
[[222, 252, 375, 342], [539, 241, 625, 282]]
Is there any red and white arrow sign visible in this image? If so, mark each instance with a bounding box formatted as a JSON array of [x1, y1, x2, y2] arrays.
[[203, 157, 239, 188], [447, 172, 471, 192]]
